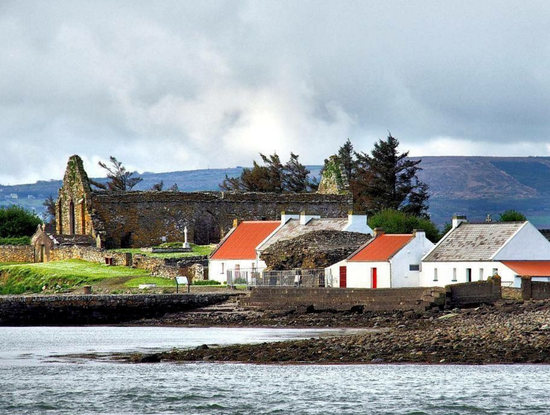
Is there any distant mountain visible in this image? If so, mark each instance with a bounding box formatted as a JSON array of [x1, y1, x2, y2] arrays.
[[3, 157, 550, 227]]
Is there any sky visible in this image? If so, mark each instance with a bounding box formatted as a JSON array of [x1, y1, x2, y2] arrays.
[[2, 1, 550, 184]]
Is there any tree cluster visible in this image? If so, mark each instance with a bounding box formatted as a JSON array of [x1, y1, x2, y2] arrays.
[[0, 206, 42, 238], [220, 152, 317, 193], [330, 135, 430, 218]]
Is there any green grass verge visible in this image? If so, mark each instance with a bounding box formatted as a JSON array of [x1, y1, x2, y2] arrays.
[[110, 243, 215, 258], [0, 259, 150, 295]]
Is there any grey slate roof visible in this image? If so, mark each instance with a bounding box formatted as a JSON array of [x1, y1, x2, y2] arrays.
[[423, 222, 526, 262]]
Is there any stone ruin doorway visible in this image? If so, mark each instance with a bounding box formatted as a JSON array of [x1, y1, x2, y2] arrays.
[[193, 211, 221, 245]]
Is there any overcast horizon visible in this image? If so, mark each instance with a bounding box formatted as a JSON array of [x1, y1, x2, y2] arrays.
[[2, 1, 550, 185]]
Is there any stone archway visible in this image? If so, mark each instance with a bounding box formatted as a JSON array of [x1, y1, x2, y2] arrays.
[[193, 211, 221, 245]]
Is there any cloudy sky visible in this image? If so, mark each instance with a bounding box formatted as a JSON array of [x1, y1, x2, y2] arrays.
[[2, 1, 550, 184]]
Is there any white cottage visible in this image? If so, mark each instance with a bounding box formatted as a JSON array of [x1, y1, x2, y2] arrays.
[[327, 229, 434, 288], [208, 220, 280, 284], [421, 216, 550, 288]]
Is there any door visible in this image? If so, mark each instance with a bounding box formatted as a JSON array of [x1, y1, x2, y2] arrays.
[[339, 266, 347, 288], [466, 268, 472, 282], [371, 267, 377, 289]]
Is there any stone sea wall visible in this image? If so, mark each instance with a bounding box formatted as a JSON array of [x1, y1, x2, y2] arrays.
[[241, 287, 447, 312], [0, 293, 234, 326]]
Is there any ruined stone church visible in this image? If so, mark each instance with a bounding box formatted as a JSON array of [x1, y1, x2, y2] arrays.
[[55, 155, 351, 248]]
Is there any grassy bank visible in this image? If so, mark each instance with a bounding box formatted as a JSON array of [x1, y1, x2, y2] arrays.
[[110, 243, 214, 259], [0, 260, 150, 294]]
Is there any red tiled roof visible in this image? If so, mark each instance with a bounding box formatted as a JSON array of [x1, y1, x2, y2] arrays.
[[210, 221, 280, 260], [348, 234, 413, 262], [502, 261, 550, 276]]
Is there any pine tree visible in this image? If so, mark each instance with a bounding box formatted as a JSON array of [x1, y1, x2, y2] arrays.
[[354, 134, 429, 216], [96, 156, 143, 191]]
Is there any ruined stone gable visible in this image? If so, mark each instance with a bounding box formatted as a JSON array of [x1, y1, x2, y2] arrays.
[[56, 155, 94, 237], [56, 155, 352, 248]]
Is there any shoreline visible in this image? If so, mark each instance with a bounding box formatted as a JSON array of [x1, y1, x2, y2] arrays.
[[110, 299, 550, 365]]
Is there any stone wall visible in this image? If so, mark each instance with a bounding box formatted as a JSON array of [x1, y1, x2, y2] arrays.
[[445, 277, 502, 307], [0, 245, 34, 263], [240, 287, 447, 312], [0, 293, 236, 325], [89, 191, 352, 248], [521, 277, 550, 300]]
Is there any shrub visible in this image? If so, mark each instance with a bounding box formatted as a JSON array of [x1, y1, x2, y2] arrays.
[[0, 236, 31, 246], [192, 280, 221, 286]]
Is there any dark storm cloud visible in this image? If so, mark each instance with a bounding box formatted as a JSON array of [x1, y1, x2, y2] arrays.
[[1, 0, 550, 183]]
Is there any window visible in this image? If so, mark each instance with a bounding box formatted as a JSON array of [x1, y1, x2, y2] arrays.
[[452, 268, 457, 282], [221, 263, 225, 274], [479, 269, 484, 281], [466, 268, 472, 282], [409, 264, 420, 271], [492, 268, 498, 276], [433, 268, 438, 282]]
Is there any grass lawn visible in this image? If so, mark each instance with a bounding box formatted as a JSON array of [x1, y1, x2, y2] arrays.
[[110, 243, 215, 259], [0, 259, 150, 295]]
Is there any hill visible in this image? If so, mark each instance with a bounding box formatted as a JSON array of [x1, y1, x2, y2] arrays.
[[3, 158, 550, 228]]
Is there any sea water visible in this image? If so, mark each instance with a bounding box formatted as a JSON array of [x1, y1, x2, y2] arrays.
[[0, 326, 548, 414]]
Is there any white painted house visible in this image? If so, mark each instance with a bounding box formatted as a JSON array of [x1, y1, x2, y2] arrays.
[[209, 212, 373, 284], [327, 229, 434, 288], [208, 220, 280, 284], [421, 216, 550, 288]]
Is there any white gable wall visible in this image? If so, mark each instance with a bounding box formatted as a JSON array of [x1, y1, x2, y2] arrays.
[[391, 235, 435, 287], [493, 222, 550, 260]]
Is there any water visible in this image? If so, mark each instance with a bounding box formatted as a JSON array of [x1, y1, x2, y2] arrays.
[[0, 327, 548, 414]]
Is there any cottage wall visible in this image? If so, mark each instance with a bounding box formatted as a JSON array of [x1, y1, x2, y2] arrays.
[[493, 222, 550, 260], [420, 261, 519, 287]]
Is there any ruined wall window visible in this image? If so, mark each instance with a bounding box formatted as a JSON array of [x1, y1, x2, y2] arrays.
[[433, 268, 438, 282], [57, 199, 63, 233], [452, 268, 457, 282], [409, 264, 420, 271], [80, 201, 86, 234], [69, 200, 75, 235]]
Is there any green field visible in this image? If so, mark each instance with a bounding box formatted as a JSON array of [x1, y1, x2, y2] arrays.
[[0, 259, 150, 295]]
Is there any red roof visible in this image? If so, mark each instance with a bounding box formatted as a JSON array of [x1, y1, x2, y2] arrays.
[[210, 221, 280, 260], [502, 261, 550, 276], [348, 234, 413, 262]]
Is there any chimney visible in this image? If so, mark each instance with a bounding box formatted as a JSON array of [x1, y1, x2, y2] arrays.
[[281, 211, 299, 224], [233, 219, 240, 228], [347, 210, 367, 227], [374, 228, 385, 237], [299, 211, 319, 225], [413, 229, 425, 239], [452, 215, 467, 229]]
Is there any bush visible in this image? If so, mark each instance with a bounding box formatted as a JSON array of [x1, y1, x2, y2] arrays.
[[0, 236, 31, 246], [192, 280, 221, 285], [368, 209, 441, 242], [0, 206, 41, 238]]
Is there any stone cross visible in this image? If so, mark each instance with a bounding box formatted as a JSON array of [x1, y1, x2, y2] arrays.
[[183, 226, 191, 249]]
